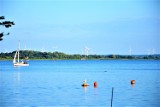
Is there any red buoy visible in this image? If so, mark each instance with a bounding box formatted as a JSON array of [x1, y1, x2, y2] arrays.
[[131, 80, 136, 84], [94, 82, 98, 88]]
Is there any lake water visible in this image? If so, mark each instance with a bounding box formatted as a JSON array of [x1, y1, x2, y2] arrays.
[[0, 60, 160, 107]]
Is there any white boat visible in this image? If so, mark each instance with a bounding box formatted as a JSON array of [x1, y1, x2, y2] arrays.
[[13, 42, 29, 66]]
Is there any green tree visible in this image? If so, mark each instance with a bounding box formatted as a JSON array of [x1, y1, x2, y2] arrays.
[[0, 16, 15, 41]]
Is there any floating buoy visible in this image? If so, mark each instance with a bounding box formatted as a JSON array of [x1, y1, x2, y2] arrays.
[[82, 83, 89, 87], [131, 80, 136, 84], [94, 81, 98, 88], [82, 80, 89, 87]]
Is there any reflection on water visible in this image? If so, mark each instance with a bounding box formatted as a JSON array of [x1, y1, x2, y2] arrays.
[[83, 86, 88, 93], [12, 71, 21, 107], [131, 83, 136, 88], [13, 72, 21, 83], [94, 87, 98, 95]]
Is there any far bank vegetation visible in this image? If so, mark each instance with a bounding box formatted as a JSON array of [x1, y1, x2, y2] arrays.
[[0, 50, 160, 60]]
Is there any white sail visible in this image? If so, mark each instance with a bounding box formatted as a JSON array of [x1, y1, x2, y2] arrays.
[[13, 41, 29, 66], [13, 51, 18, 64]]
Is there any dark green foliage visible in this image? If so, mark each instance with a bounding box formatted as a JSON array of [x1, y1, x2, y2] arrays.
[[0, 16, 5, 19], [0, 16, 15, 41], [0, 50, 160, 60]]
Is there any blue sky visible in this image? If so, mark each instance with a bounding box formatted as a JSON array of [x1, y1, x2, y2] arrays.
[[0, 0, 159, 55]]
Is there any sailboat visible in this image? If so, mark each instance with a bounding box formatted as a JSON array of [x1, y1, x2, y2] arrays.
[[13, 42, 29, 66]]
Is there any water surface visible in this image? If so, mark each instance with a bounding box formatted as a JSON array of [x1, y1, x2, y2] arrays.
[[0, 60, 160, 106]]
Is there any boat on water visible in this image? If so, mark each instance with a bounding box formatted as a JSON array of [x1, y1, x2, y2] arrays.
[[13, 42, 29, 66]]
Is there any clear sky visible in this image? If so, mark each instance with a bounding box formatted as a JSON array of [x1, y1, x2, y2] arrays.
[[0, 0, 159, 55]]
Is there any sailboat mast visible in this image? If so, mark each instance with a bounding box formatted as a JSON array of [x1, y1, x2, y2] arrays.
[[18, 41, 20, 63]]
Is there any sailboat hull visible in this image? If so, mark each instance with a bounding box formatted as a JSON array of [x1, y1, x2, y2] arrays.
[[14, 63, 29, 66]]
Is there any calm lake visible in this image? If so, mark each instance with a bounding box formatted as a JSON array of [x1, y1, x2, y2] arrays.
[[0, 60, 160, 107]]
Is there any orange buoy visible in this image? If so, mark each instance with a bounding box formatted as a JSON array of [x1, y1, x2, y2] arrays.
[[82, 83, 89, 87], [131, 80, 136, 84], [94, 81, 98, 88], [82, 80, 89, 87]]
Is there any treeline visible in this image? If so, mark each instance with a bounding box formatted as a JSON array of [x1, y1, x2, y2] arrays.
[[0, 50, 160, 60]]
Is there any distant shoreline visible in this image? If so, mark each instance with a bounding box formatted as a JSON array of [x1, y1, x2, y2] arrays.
[[1, 58, 160, 61], [0, 50, 160, 60]]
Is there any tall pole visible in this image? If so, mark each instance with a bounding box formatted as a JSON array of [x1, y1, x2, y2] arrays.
[[18, 41, 20, 63], [111, 87, 114, 107]]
